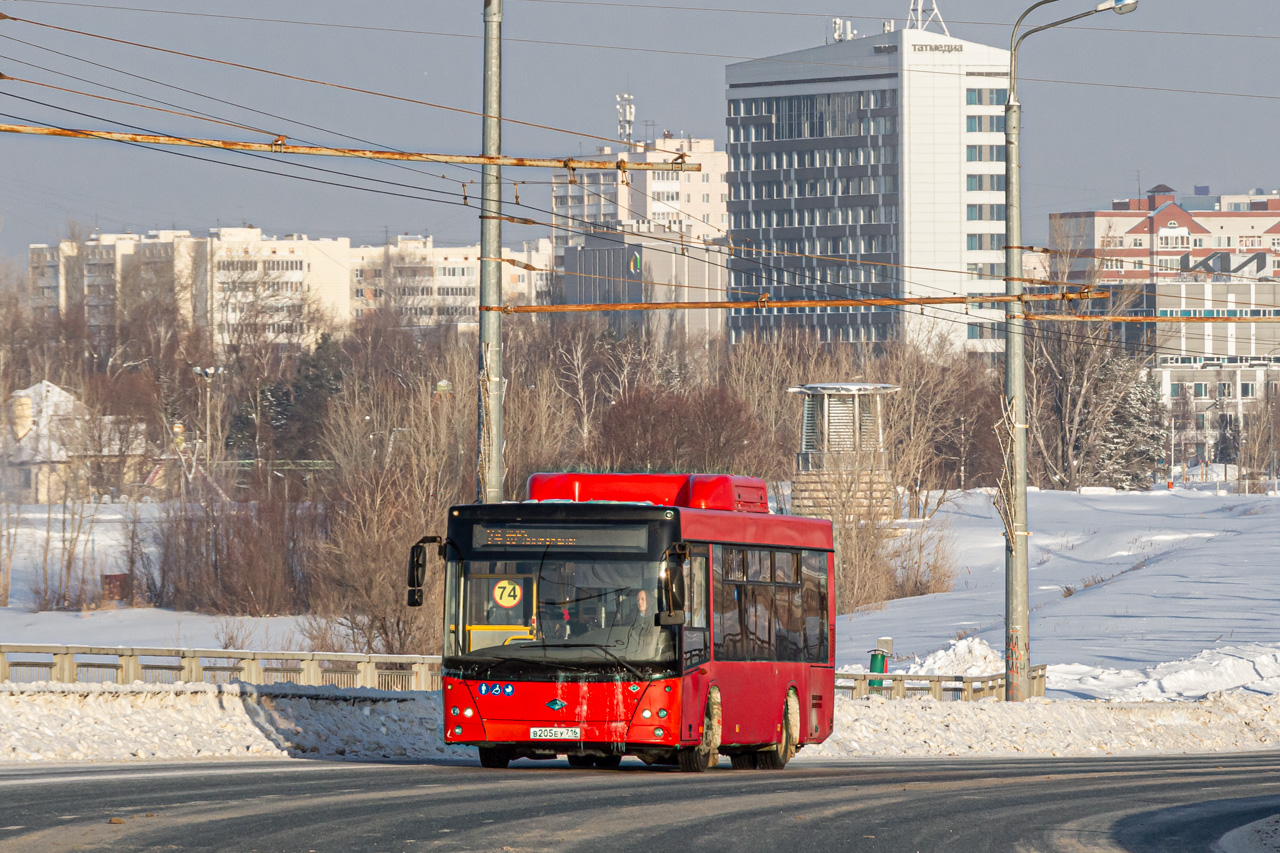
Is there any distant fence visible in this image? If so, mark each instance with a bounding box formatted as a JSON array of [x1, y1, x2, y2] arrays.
[[0, 644, 442, 692], [0, 645, 1044, 701], [836, 665, 1047, 701]]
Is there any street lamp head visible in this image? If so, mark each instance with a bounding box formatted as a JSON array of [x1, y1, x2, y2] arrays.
[[1095, 0, 1138, 13]]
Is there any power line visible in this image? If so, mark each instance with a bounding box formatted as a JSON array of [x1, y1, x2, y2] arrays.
[[5, 5, 1275, 106], [18, 0, 1279, 43], [0, 117, 702, 170], [0, 11, 693, 154], [0, 61, 1220, 353]]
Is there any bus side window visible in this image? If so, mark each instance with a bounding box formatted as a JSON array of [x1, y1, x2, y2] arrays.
[[773, 551, 804, 662], [744, 579, 773, 660], [801, 551, 829, 663], [713, 545, 745, 661], [684, 545, 710, 668]]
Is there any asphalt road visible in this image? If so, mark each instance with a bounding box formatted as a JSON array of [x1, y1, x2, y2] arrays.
[[1, 753, 1277, 852]]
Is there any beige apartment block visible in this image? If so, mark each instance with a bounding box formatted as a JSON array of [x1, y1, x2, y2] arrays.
[[28, 228, 555, 347], [550, 136, 729, 273], [202, 227, 350, 349], [350, 235, 554, 335]]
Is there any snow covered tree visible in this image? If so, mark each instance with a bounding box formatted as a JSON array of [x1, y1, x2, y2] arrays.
[[1095, 370, 1167, 490]]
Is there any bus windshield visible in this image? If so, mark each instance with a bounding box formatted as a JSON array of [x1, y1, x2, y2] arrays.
[[444, 556, 680, 679]]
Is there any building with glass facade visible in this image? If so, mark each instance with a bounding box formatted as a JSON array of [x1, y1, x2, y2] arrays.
[[724, 22, 1009, 346]]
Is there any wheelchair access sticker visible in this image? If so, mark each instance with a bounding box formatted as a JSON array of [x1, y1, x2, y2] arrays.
[[492, 579, 523, 609]]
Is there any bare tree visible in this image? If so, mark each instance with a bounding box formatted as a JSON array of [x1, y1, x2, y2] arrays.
[[0, 499, 16, 607], [1024, 233, 1159, 490], [306, 356, 474, 654]]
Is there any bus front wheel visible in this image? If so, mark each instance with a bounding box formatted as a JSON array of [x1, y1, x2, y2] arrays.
[[679, 689, 721, 773]]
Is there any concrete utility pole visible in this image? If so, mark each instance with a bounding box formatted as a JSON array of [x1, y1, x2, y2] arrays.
[[1004, 0, 1138, 701], [478, 0, 504, 504]]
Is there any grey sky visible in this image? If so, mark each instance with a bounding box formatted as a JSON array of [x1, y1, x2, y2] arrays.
[[0, 0, 1274, 262]]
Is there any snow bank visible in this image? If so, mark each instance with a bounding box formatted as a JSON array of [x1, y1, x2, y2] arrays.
[[906, 637, 1005, 677], [1218, 815, 1280, 853], [0, 682, 470, 764], [1049, 644, 1280, 701], [797, 690, 1280, 759]]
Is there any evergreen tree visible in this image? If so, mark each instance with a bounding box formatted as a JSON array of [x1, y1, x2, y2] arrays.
[[1096, 370, 1167, 490]]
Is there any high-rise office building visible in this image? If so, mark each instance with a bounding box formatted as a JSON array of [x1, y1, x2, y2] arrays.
[[725, 12, 1009, 346]]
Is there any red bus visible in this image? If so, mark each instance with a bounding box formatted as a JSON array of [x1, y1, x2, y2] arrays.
[[407, 472, 835, 771]]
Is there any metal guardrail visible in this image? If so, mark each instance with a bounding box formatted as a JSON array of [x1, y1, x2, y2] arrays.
[[0, 644, 442, 691], [836, 665, 1048, 701], [1, 645, 1044, 701]]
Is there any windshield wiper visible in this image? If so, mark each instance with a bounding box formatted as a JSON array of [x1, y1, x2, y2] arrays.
[[541, 642, 647, 681]]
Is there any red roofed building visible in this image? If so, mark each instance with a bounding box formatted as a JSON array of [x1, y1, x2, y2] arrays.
[[1050, 185, 1280, 478]]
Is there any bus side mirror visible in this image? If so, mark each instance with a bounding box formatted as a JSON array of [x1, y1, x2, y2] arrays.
[[657, 610, 685, 626], [408, 543, 429, 589], [407, 535, 442, 607]]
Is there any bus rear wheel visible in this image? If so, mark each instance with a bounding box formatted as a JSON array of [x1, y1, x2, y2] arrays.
[[729, 752, 758, 770], [478, 747, 511, 769], [758, 690, 799, 770]]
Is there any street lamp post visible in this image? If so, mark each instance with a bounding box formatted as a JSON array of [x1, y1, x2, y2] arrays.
[[1004, 0, 1138, 701], [192, 366, 223, 480]]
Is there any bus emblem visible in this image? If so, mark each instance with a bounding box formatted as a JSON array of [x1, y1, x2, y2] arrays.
[[546, 698, 567, 710]]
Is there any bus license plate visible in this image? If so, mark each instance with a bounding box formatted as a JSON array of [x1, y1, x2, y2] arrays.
[[530, 727, 581, 740]]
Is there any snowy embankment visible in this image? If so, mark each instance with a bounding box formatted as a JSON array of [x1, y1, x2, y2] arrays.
[[4, 638, 1280, 764], [0, 681, 472, 763], [3, 489, 1280, 764]]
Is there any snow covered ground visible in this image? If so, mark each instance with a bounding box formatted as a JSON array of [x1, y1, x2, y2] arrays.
[[0, 502, 304, 649], [0, 681, 470, 763], [838, 488, 1280, 690], [1, 488, 1280, 766]]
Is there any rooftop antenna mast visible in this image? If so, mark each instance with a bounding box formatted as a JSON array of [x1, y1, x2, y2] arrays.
[[907, 0, 950, 36], [617, 92, 635, 147]]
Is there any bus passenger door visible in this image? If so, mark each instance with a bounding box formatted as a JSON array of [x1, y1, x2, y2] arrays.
[[680, 670, 706, 744], [680, 545, 711, 744]]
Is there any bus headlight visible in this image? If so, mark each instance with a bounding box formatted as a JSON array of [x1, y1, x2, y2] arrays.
[[654, 727, 664, 737], [464, 708, 474, 718], [657, 709, 667, 718], [641, 709, 652, 719], [453, 726, 463, 735], [451, 707, 460, 716]]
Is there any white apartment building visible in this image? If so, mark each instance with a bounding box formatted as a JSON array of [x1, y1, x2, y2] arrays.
[[206, 228, 351, 347], [349, 235, 553, 335], [724, 14, 1009, 346], [549, 136, 729, 273], [1051, 184, 1280, 467], [28, 228, 351, 350]]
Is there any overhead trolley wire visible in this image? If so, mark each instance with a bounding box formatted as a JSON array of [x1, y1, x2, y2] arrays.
[[17, 0, 1280, 44], [0, 11, 691, 155], [0, 34, 1222, 350]]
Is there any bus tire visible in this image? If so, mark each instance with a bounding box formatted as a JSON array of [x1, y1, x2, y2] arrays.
[[729, 752, 759, 770], [567, 755, 594, 768], [677, 745, 709, 772], [478, 747, 510, 769], [679, 688, 721, 773], [595, 754, 622, 769], [758, 689, 798, 770]]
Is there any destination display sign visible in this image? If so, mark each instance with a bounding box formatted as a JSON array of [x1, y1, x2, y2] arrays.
[[471, 523, 649, 552]]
